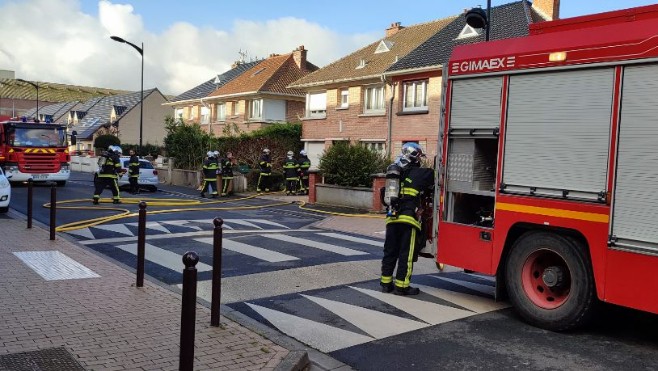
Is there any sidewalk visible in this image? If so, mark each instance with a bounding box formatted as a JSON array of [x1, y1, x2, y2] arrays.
[[0, 215, 298, 371]]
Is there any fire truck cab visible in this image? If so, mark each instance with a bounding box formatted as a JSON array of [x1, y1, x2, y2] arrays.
[[437, 4, 658, 330]]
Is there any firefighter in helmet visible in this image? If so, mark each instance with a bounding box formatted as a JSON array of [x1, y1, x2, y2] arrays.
[[297, 149, 311, 195], [221, 152, 235, 197], [257, 148, 272, 192], [93, 145, 124, 204], [381, 143, 434, 295], [200, 151, 219, 198], [283, 150, 300, 195], [128, 149, 140, 194]]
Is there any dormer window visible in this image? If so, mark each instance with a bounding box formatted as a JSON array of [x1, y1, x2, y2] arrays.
[[456, 24, 482, 39], [375, 40, 394, 54], [356, 58, 368, 69]]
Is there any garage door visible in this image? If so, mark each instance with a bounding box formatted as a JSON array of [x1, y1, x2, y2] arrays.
[[305, 141, 325, 170], [502, 68, 614, 201], [611, 63, 658, 252]]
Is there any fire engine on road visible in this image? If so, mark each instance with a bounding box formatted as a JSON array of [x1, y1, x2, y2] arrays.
[[432, 4, 658, 330], [0, 119, 76, 186]]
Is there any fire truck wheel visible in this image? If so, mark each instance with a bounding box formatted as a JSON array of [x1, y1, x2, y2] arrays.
[[505, 231, 596, 331]]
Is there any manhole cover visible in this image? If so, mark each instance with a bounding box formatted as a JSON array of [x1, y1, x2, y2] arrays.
[[0, 347, 85, 371]]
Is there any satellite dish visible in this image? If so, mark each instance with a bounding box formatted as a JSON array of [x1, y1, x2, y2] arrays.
[[465, 7, 487, 29]]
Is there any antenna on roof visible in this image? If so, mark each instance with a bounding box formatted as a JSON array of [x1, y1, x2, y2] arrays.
[[238, 49, 247, 63]]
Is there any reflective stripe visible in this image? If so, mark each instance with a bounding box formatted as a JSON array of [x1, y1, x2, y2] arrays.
[[401, 188, 419, 196], [381, 276, 393, 284], [386, 214, 421, 229], [403, 228, 417, 288]]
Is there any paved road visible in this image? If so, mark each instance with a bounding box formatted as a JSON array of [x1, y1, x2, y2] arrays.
[[6, 172, 658, 370]]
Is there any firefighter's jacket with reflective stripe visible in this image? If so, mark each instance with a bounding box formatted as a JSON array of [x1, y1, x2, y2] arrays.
[[128, 155, 140, 177], [202, 158, 219, 180], [385, 165, 434, 230], [298, 156, 311, 176], [99, 154, 122, 178], [259, 154, 272, 174], [283, 158, 300, 180]]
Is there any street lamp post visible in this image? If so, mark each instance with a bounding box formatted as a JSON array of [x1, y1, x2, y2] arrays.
[[110, 35, 144, 155], [16, 78, 39, 120]]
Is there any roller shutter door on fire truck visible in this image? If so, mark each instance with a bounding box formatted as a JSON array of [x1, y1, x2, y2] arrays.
[[503, 68, 614, 201], [450, 77, 502, 131], [611, 64, 658, 252]]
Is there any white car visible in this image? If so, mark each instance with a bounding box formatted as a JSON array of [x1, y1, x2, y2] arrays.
[[0, 166, 12, 213], [95, 156, 159, 192]]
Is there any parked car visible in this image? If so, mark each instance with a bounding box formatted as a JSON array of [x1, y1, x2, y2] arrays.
[[95, 156, 159, 192], [0, 166, 12, 213]]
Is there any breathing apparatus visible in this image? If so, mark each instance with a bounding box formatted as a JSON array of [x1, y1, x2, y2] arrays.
[[383, 155, 410, 217]]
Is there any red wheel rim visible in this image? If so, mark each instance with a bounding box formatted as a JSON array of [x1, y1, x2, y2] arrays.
[[521, 249, 571, 309]]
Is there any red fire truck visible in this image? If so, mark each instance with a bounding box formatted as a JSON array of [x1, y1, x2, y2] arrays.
[[433, 4, 658, 330], [0, 119, 76, 185]]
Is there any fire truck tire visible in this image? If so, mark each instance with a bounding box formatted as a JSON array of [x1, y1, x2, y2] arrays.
[[505, 231, 596, 332]]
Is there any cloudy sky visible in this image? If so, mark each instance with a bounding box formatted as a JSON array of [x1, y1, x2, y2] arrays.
[[0, 0, 654, 96]]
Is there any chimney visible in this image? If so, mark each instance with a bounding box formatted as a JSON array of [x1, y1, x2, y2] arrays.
[[385, 22, 404, 37], [293, 45, 307, 70], [532, 0, 560, 20]]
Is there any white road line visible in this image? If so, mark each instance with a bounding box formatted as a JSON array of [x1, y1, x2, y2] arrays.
[[116, 243, 212, 272], [317, 232, 383, 247], [222, 219, 263, 229], [246, 303, 374, 353], [350, 286, 473, 325], [125, 222, 171, 234], [301, 294, 427, 339], [430, 276, 496, 296], [65, 227, 96, 239], [93, 224, 134, 236], [413, 284, 508, 314], [249, 219, 290, 229], [195, 237, 299, 262], [261, 234, 369, 256], [159, 220, 202, 231]]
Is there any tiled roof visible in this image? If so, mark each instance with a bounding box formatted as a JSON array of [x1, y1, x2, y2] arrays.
[[0, 78, 127, 102], [209, 53, 318, 98], [388, 1, 537, 71], [23, 101, 80, 122], [172, 60, 262, 102], [69, 89, 158, 139], [288, 17, 456, 88]]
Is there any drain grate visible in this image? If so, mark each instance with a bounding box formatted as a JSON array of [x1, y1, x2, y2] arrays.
[[0, 347, 85, 371]]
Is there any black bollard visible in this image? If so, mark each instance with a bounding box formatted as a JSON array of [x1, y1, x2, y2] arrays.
[[136, 201, 147, 287], [179, 251, 199, 371], [211, 217, 223, 327], [49, 183, 56, 240], [27, 179, 33, 229]]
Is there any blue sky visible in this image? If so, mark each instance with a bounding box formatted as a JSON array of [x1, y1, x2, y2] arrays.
[[1, 0, 656, 94]]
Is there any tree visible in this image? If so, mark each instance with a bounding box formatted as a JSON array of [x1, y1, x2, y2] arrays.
[[94, 134, 120, 153]]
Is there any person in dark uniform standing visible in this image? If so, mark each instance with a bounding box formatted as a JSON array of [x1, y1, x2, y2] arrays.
[[283, 150, 300, 195], [221, 152, 234, 197], [297, 149, 311, 195], [381, 143, 434, 296], [200, 151, 219, 198], [93, 146, 124, 204], [128, 149, 140, 194], [257, 148, 272, 192]]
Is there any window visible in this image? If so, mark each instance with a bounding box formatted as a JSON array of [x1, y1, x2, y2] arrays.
[[174, 108, 183, 120], [403, 80, 428, 111], [340, 89, 349, 108], [307, 91, 327, 118], [363, 141, 385, 153], [189, 106, 196, 120], [250, 99, 262, 119], [457, 25, 481, 40], [216, 103, 226, 121], [364, 85, 385, 113], [200, 106, 210, 124]]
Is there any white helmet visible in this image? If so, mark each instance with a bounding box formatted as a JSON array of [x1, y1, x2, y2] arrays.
[[207, 151, 214, 157], [300, 150, 307, 156], [287, 151, 294, 157], [113, 146, 123, 155], [263, 148, 270, 154], [213, 150, 220, 158], [401, 142, 424, 162]]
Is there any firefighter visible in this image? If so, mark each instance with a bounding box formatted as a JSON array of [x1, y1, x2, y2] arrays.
[[297, 149, 311, 195], [127, 149, 140, 194], [257, 148, 272, 192], [200, 151, 219, 198], [283, 150, 300, 195], [221, 152, 235, 197], [93, 145, 124, 204], [381, 143, 434, 296]]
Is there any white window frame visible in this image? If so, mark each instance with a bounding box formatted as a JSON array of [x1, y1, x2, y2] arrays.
[[200, 106, 210, 124], [215, 103, 226, 121], [361, 141, 385, 153], [402, 79, 428, 111], [306, 91, 327, 118], [364, 85, 385, 114], [250, 99, 263, 119], [340, 89, 349, 108], [174, 108, 183, 120]]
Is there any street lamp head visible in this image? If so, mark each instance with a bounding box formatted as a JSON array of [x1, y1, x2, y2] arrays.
[[465, 7, 488, 29], [110, 35, 126, 43]]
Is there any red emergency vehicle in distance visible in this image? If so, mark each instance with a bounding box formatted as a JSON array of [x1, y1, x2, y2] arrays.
[[435, 4, 658, 331], [0, 118, 76, 186]]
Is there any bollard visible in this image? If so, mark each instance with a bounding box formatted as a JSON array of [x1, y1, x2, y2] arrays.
[[49, 183, 56, 240], [136, 201, 147, 287], [211, 217, 223, 327], [179, 251, 199, 371], [27, 179, 33, 229]]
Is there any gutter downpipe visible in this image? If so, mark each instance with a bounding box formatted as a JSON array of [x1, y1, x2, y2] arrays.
[[383, 73, 397, 160]]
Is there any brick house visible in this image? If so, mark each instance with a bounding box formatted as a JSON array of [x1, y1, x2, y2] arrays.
[[289, 0, 560, 166], [168, 46, 318, 137]]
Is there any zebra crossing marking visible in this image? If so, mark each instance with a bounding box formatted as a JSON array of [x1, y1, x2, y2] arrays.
[[93, 224, 134, 236], [430, 276, 496, 296], [261, 234, 369, 256], [413, 284, 508, 313], [125, 221, 171, 234], [115, 243, 212, 272], [65, 227, 95, 239], [195, 237, 299, 262], [318, 232, 382, 246]]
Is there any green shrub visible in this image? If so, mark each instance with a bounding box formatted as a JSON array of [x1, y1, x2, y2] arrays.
[[319, 142, 388, 187], [121, 143, 163, 158], [94, 134, 120, 153], [163, 116, 214, 170]]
